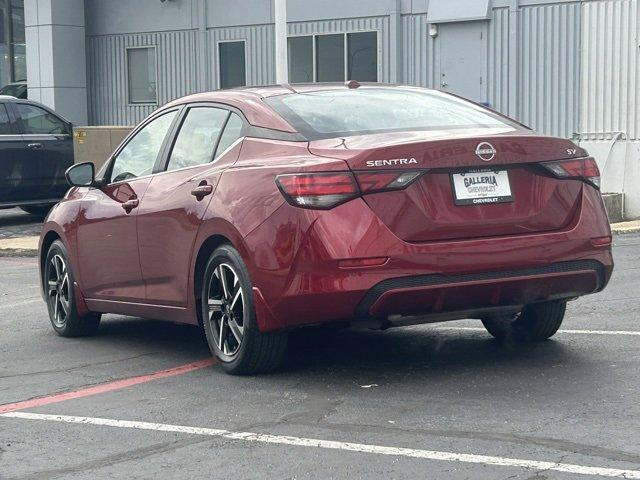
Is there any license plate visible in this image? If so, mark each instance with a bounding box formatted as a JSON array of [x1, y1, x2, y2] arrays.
[[451, 169, 513, 206]]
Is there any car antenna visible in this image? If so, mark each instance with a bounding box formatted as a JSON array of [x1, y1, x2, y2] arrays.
[[345, 80, 360, 89]]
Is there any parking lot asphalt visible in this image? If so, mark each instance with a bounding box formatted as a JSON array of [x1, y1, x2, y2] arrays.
[[1, 234, 639, 479], [0, 208, 43, 239]]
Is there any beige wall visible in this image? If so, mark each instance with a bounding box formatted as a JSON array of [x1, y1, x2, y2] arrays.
[[73, 126, 133, 172]]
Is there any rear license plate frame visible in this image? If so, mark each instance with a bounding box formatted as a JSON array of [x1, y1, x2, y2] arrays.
[[450, 169, 514, 206]]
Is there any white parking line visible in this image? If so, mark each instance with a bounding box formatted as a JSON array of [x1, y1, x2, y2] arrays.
[[440, 327, 640, 336], [3, 411, 640, 479]]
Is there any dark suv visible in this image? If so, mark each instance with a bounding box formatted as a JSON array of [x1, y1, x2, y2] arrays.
[[0, 96, 74, 215]]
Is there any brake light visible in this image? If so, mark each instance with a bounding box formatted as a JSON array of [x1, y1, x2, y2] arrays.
[[354, 171, 423, 193], [275, 172, 358, 209], [275, 171, 424, 209], [542, 157, 601, 189]]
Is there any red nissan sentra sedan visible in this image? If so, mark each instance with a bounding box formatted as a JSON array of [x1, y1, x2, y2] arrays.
[[39, 83, 613, 374]]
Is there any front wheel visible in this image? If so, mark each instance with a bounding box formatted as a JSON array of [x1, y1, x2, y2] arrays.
[[201, 245, 287, 375], [481, 300, 567, 342], [45, 240, 101, 336]]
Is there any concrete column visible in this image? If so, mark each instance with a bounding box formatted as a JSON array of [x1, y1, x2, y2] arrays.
[[274, 0, 288, 84], [388, 0, 403, 83], [25, 0, 87, 125]]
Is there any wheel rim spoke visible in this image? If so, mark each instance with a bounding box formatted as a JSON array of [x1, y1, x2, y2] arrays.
[[208, 298, 223, 315], [217, 265, 230, 300], [218, 316, 227, 348], [230, 287, 242, 310], [227, 316, 243, 343]]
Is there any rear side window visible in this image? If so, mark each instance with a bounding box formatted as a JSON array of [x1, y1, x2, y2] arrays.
[[265, 88, 518, 140], [166, 107, 228, 172], [0, 105, 12, 134], [15, 104, 68, 135], [214, 113, 243, 159]]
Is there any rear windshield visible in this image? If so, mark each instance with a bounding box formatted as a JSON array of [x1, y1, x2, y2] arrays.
[[265, 87, 519, 140]]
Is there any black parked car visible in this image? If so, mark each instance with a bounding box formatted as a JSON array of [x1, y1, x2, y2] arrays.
[[0, 96, 74, 215], [0, 81, 28, 99]]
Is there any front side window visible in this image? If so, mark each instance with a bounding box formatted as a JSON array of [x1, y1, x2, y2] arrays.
[[110, 110, 176, 183], [219, 41, 246, 89], [127, 47, 157, 104], [15, 103, 68, 134], [266, 88, 517, 140], [0, 104, 11, 134], [166, 107, 228, 172]]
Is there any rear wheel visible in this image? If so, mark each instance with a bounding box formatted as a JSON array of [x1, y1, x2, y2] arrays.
[[45, 240, 101, 336], [20, 204, 55, 216], [481, 300, 566, 342], [201, 245, 287, 375]]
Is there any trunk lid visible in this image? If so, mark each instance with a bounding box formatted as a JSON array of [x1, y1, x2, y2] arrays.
[[309, 129, 587, 242]]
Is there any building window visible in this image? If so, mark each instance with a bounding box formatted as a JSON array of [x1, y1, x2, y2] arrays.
[[316, 34, 344, 82], [347, 32, 377, 82], [288, 31, 378, 83], [0, 0, 26, 87], [127, 46, 157, 104], [288, 36, 313, 83], [218, 41, 246, 89]]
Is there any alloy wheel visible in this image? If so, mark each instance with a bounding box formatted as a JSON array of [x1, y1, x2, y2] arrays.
[[47, 254, 70, 328], [207, 263, 245, 356]]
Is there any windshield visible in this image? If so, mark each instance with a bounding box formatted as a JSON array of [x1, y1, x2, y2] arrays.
[[265, 87, 520, 140]]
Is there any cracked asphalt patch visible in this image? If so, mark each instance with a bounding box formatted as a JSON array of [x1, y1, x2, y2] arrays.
[[0, 234, 639, 479]]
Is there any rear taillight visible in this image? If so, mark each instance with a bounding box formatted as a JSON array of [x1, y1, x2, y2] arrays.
[[275, 172, 359, 209], [542, 157, 601, 189], [275, 171, 424, 209]]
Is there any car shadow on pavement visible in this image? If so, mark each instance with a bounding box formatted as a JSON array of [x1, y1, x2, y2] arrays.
[[90, 317, 588, 385]]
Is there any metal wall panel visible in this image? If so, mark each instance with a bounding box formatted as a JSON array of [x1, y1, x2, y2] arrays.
[[487, 7, 510, 114], [288, 16, 390, 82], [87, 30, 198, 125], [208, 24, 275, 90], [581, 0, 639, 141], [401, 13, 434, 87], [517, 2, 581, 138]]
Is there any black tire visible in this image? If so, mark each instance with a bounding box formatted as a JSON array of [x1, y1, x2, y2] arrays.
[[481, 300, 567, 342], [20, 204, 55, 216], [44, 240, 101, 337], [201, 244, 288, 375]]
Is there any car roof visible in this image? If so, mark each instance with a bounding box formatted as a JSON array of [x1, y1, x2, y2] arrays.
[[0, 97, 72, 123]]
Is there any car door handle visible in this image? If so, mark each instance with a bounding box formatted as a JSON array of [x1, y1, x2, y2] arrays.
[[191, 184, 213, 199], [27, 143, 43, 149], [122, 198, 139, 213]]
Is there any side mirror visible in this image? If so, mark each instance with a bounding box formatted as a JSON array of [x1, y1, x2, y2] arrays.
[[65, 162, 96, 187]]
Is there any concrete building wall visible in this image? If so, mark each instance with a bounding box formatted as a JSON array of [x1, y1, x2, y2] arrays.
[[86, 30, 199, 126], [24, 0, 640, 219], [577, 0, 640, 219]]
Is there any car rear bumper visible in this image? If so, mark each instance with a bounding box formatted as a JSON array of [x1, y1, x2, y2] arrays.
[[244, 187, 613, 331]]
